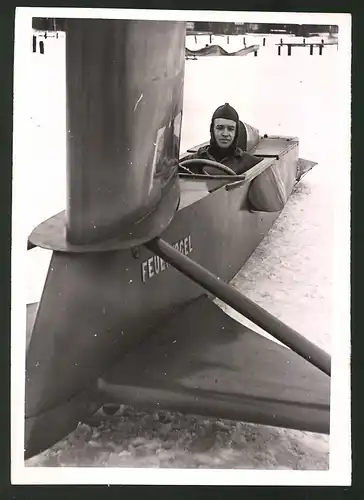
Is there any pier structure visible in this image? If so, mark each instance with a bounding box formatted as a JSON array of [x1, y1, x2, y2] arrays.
[[276, 40, 338, 56]]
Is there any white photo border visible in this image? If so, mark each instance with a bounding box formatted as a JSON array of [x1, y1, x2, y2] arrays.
[[11, 7, 351, 486]]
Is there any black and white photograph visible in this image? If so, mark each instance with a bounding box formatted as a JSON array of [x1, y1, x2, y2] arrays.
[[11, 8, 351, 485]]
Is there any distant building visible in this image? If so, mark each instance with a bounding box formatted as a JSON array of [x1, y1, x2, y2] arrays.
[[191, 21, 211, 33], [32, 18, 338, 38], [246, 23, 260, 32], [32, 17, 64, 31], [187, 21, 246, 35], [244, 23, 338, 36]]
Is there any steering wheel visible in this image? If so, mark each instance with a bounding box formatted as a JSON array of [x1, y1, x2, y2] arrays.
[[179, 158, 236, 176]]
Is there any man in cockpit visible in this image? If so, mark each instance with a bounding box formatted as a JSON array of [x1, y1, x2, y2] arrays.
[[182, 103, 261, 175]]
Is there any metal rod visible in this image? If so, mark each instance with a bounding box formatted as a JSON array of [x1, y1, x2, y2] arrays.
[[146, 237, 331, 376]]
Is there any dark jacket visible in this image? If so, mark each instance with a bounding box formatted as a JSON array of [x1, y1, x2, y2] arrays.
[[182, 144, 261, 175]]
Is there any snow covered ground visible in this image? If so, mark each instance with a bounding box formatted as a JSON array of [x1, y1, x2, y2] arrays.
[[22, 31, 347, 470]]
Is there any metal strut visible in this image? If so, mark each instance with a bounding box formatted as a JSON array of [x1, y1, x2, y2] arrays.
[[146, 237, 331, 377]]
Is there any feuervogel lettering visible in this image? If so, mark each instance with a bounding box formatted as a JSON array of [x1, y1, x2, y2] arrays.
[[141, 235, 193, 283]]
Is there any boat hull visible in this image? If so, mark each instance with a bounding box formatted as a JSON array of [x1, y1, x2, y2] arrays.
[[25, 141, 306, 457]]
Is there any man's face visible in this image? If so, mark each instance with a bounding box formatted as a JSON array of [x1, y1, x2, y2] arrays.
[[213, 118, 236, 148]]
